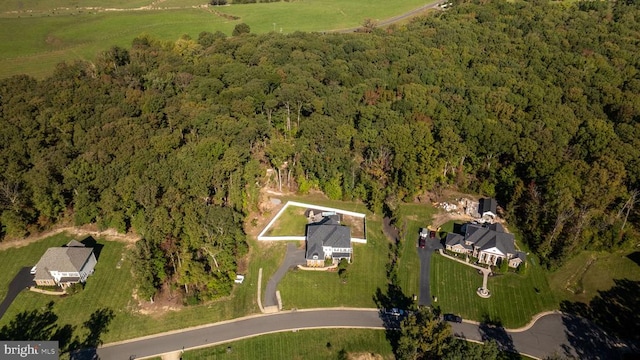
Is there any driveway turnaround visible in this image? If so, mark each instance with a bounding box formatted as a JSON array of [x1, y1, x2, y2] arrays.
[[0, 267, 34, 319], [418, 238, 443, 306], [263, 243, 305, 308], [97, 310, 623, 360]]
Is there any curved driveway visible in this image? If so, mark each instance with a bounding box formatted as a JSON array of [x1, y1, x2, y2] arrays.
[[97, 310, 620, 360], [263, 243, 305, 308]]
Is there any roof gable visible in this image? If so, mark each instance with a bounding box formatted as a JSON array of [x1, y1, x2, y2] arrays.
[[462, 223, 515, 255], [35, 247, 94, 280], [306, 222, 351, 259], [479, 198, 497, 215]]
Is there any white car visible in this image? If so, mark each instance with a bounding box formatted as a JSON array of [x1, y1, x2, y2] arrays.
[[234, 275, 245, 284], [30, 266, 37, 275]]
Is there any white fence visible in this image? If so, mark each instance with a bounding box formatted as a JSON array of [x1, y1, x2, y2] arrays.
[[257, 201, 367, 243]]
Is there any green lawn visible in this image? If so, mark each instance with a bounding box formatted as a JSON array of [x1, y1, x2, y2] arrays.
[[0, 0, 433, 79], [548, 250, 640, 304], [278, 216, 388, 308], [263, 205, 307, 237], [0, 233, 284, 343], [431, 252, 558, 328], [395, 203, 437, 299], [181, 328, 393, 360]]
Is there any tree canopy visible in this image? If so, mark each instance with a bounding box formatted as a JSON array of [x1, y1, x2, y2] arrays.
[[1, 0, 639, 298]]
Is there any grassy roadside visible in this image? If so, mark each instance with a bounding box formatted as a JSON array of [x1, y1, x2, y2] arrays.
[[181, 328, 393, 360], [431, 252, 557, 328], [0, 233, 282, 343]]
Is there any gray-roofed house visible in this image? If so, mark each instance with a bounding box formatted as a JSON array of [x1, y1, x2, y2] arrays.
[[33, 240, 97, 288], [509, 251, 527, 268], [479, 198, 498, 221], [305, 216, 352, 267], [445, 222, 524, 268]]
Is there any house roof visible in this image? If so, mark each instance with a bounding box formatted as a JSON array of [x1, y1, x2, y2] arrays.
[[445, 233, 472, 250], [59, 276, 81, 283], [306, 220, 351, 260], [479, 198, 497, 216], [463, 223, 515, 256], [65, 240, 85, 247], [34, 247, 94, 281]]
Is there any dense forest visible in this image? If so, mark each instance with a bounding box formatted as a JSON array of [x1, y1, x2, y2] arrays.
[[1, 0, 639, 300]]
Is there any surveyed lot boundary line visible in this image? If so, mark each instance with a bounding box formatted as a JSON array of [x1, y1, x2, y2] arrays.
[[257, 201, 367, 243]]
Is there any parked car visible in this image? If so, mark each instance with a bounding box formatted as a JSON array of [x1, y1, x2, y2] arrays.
[[429, 230, 437, 239], [418, 237, 426, 248], [383, 308, 406, 317], [443, 313, 462, 323]]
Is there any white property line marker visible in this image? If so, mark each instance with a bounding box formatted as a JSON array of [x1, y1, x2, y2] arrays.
[[257, 201, 367, 243]]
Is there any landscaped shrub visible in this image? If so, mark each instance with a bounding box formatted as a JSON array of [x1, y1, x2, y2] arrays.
[[36, 285, 64, 292], [66, 282, 84, 295]]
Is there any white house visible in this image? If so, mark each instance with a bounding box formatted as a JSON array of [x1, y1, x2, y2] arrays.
[[305, 215, 352, 267], [33, 240, 97, 288], [445, 223, 526, 268]]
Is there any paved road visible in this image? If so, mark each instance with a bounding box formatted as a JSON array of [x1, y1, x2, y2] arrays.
[[97, 309, 382, 359], [418, 238, 443, 306], [0, 267, 34, 319], [263, 243, 305, 308], [330, 1, 444, 33], [97, 310, 624, 360]]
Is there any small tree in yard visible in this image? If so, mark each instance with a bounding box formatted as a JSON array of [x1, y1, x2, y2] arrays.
[[338, 258, 349, 283], [496, 258, 508, 274], [232, 23, 251, 36]]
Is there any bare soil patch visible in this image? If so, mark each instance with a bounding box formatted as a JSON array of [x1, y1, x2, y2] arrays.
[[135, 283, 183, 316], [342, 214, 365, 238], [348, 353, 386, 360], [0, 224, 139, 251]]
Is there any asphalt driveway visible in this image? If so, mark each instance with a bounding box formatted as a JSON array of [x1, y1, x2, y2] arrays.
[[0, 267, 35, 319], [263, 243, 305, 308], [418, 238, 443, 306]]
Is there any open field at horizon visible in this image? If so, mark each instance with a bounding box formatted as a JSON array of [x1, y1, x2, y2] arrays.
[[0, 0, 434, 79]]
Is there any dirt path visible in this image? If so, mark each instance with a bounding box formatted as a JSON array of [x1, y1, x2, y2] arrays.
[[0, 225, 139, 251]]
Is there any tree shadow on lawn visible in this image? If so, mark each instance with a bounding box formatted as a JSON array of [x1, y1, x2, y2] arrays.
[[478, 313, 519, 359], [627, 251, 640, 267], [373, 282, 414, 354], [560, 279, 640, 359], [0, 301, 115, 359]]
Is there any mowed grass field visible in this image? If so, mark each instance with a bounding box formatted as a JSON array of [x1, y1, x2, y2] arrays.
[[395, 203, 437, 299], [181, 328, 393, 360], [0, 0, 433, 79], [274, 195, 389, 309], [0, 233, 284, 343], [431, 252, 558, 328], [278, 218, 388, 308], [263, 205, 307, 237], [548, 250, 640, 304]]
